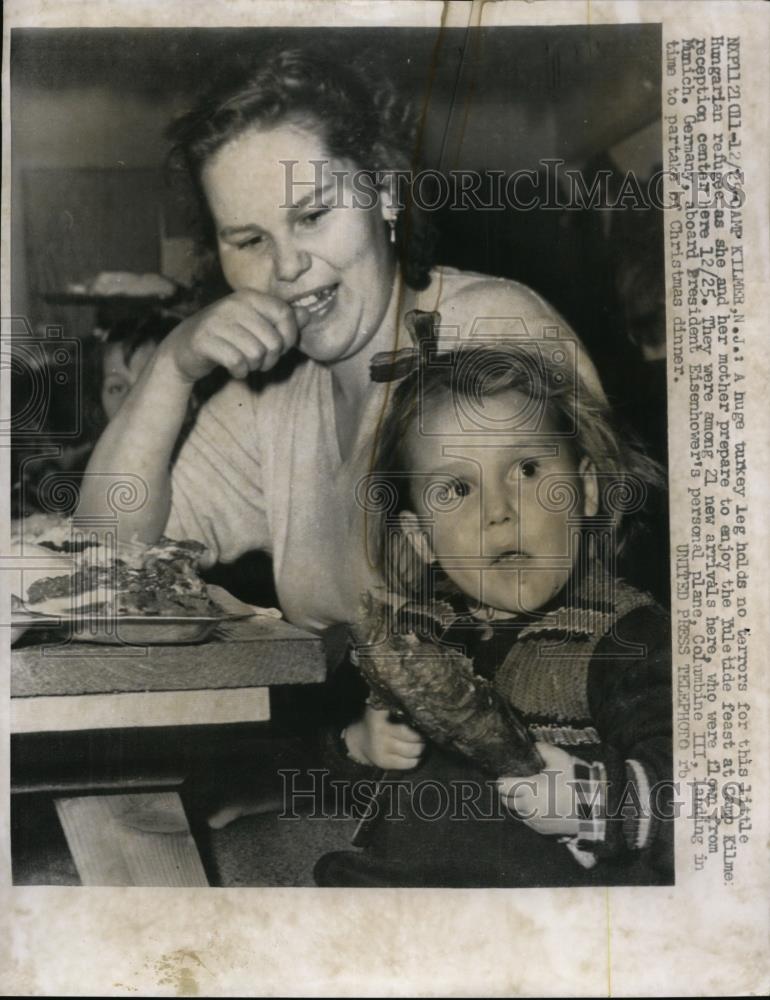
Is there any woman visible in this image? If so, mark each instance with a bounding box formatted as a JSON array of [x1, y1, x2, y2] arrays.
[[79, 46, 599, 633]]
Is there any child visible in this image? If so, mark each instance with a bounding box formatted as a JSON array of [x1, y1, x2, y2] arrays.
[[315, 337, 673, 887], [96, 312, 179, 422], [12, 311, 181, 519]]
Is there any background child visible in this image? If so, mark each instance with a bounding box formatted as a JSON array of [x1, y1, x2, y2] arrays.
[[12, 311, 181, 518], [96, 312, 181, 423], [316, 340, 672, 887]]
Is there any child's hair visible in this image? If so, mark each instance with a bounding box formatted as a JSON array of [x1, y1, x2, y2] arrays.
[[368, 341, 664, 600], [100, 311, 179, 363], [82, 310, 179, 437], [12, 312, 180, 518]]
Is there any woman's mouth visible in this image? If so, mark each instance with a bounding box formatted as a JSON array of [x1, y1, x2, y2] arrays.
[[290, 283, 339, 322]]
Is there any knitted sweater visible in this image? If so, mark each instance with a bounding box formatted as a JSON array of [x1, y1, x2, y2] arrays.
[[316, 576, 673, 888]]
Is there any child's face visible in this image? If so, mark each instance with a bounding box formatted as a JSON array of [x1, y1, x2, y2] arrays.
[[403, 389, 597, 617], [101, 342, 157, 421]]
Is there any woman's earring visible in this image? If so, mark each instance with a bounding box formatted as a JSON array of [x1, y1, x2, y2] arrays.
[[387, 208, 398, 243]]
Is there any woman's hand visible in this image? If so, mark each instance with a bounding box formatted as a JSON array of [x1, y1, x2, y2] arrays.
[[497, 742, 592, 837], [344, 704, 426, 770], [162, 289, 310, 383]]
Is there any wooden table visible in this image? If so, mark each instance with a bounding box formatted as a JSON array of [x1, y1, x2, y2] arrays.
[[11, 616, 326, 887]]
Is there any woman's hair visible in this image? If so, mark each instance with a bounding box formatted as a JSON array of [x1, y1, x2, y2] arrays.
[[167, 45, 436, 290], [367, 342, 665, 600]]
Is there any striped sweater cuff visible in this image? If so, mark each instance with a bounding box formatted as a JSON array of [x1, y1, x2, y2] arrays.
[[623, 758, 654, 850]]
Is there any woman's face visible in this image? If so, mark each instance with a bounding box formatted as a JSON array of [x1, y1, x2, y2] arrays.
[[201, 123, 397, 364]]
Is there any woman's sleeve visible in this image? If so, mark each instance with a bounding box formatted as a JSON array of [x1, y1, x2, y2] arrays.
[[165, 380, 271, 568], [587, 604, 674, 874], [430, 273, 604, 400]]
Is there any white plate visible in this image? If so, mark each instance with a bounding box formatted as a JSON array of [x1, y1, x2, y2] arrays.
[[11, 583, 280, 646], [11, 610, 251, 646]]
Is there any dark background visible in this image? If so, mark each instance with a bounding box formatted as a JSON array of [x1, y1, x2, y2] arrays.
[[11, 24, 668, 602]]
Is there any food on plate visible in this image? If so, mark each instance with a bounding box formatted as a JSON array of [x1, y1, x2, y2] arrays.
[[66, 271, 177, 299], [14, 518, 222, 618], [12, 513, 101, 553]]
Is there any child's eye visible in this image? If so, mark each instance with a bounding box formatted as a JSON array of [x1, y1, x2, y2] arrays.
[[431, 477, 471, 504], [519, 460, 539, 479], [448, 478, 471, 498]]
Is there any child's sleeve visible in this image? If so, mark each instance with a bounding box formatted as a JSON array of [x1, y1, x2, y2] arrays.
[[586, 604, 673, 875], [316, 626, 382, 787]]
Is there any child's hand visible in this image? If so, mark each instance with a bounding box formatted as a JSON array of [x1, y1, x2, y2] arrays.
[[497, 742, 596, 837], [343, 704, 426, 770]]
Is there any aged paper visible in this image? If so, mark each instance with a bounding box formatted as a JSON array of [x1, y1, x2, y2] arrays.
[[2, 0, 768, 995]]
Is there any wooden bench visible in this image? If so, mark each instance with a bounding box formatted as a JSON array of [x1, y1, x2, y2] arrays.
[[11, 617, 326, 886]]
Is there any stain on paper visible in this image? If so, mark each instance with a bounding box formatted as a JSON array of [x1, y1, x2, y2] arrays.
[[150, 949, 207, 997]]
